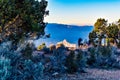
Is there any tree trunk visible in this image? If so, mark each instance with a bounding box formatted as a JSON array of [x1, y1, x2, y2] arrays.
[[98, 38, 102, 46], [114, 38, 118, 45]]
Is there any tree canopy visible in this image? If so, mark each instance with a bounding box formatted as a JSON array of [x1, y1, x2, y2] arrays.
[[89, 18, 120, 46], [0, 0, 49, 43], [94, 18, 107, 32]]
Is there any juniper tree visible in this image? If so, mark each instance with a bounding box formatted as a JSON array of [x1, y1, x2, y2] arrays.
[[106, 23, 119, 44], [94, 18, 107, 46], [0, 0, 49, 44]]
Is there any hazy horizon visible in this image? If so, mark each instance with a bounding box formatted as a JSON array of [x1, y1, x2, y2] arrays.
[[44, 0, 120, 25]]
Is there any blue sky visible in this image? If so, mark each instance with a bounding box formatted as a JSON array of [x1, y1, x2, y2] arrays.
[[44, 0, 120, 25]]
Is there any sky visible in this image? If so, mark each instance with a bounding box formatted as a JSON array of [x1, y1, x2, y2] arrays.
[[44, 0, 120, 25]]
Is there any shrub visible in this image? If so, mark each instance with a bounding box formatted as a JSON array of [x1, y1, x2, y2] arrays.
[[0, 56, 11, 80], [87, 47, 96, 66], [76, 50, 87, 72], [42, 47, 50, 54], [48, 46, 67, 73], [0, 42, 45, 80], [22, 43, 33, 59], [65, 51, 78, 73], [9, 59, 45, 80], [98, 46, 112, 57], [76, 50, 83, 67], [37, 43, 46, 51], [76, 50, 87, 73], [87, 46, 116, 68], [22, 60, 44, 80]]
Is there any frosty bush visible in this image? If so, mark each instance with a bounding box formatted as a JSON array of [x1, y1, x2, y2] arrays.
[[17, 59, 45, 80], [48, 46, 67, 73], [0, 56, 11, 80], [0, 41, 45, 80], [3, 55, 45, 80]]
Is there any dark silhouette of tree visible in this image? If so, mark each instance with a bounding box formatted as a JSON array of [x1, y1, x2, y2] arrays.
[[0, 0, 49, 44], [89, 31, 97, 46], [78, 38, 83, 47]]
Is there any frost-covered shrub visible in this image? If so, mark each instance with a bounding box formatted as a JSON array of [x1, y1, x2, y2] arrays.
[[48, 46, 67, 73], [0, 41, 12, 53], [9, 58, 44, 80], [22, 60, 44, 80], [0, 56, 11, 80], [0, 41, 45, 80]]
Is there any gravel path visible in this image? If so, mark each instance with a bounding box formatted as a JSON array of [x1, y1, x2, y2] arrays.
[[44, 68, 120, 80]]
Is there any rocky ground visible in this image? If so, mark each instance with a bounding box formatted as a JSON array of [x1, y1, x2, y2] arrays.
[[44, 68, 120, 80]]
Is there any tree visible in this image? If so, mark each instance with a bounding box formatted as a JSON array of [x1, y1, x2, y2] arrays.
[[94, 18, 107, 32], [78, 38, 82, 47], [89, 30, 97, 46], [0, 0, 49, 44], [106, 23, 119, 44], [117, 19, 120, 42], [117, 19, 120, 48], [118, 19, 120, 29], [94, 18, 107, 46]]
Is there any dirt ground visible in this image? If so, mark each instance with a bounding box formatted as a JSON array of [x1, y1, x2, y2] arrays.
[[44, 68, 120, 80]]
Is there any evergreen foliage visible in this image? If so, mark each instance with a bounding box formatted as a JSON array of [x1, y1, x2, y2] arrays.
[[65, 51, 78, 73], [89, 18, 120, 46], [0, 0, 49, 44]]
